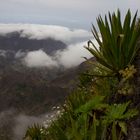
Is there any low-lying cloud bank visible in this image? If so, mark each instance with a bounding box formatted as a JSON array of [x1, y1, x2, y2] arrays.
[[0, 24, 91, 44], [0, 24, 94, 68], [24, 49, 58, 68], [55, 42, 92, 68], [23, 41, 93, 69]]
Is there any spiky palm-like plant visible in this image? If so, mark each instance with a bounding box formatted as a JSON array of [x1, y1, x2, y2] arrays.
[[86, 10, 140, 78]]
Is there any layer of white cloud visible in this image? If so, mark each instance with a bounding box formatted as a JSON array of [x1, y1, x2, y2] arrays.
[[23, 49, 58, 68], [23, 41, 93, 69], [0, 50, 7, 57], [0, 24, 91, 44], [0, 23, 93, 68], [56, 42, 92, 68], [15, 50, 26, 59]]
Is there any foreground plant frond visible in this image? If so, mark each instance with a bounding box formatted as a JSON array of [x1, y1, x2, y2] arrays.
[[75, 95, 107, 114], [103, 101, 138, 122], [86, 9, 140, 75], [102, 101, 138, 140]]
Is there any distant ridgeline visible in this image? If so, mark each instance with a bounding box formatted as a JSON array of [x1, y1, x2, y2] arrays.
[[0, 31, 66, 53]]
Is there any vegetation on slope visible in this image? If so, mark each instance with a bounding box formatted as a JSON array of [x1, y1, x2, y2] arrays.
[[24, 10, 140, 140]]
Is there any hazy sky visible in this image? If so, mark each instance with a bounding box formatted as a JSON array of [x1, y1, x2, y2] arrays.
[[0, 0, 140, 29]]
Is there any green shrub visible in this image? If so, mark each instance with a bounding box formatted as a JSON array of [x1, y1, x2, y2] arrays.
[[25, 10, 140, 140]]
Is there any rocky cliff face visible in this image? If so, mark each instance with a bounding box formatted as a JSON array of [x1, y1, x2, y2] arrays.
[[128, 39, 140, 140]]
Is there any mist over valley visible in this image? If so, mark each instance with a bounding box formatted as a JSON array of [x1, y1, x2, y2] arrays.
[[0, 24, 92, 140]]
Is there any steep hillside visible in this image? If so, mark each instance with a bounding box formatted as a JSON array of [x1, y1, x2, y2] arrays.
[[0, 33, 92, 139], [0, 54, 94, 140], [0, 58, 93, 115], [0, 33, 67, 139]]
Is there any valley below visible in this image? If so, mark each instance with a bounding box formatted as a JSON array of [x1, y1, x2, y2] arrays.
[[0, 31, 91, 140]]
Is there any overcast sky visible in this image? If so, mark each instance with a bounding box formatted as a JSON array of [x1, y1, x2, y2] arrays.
[[0, 0, 139, 30]]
